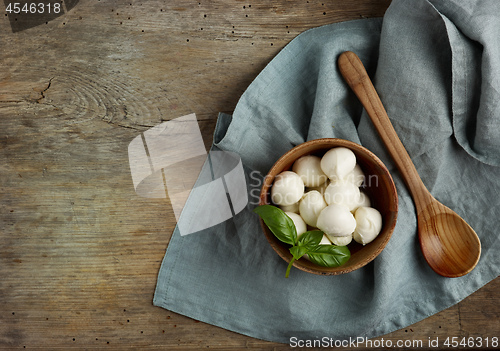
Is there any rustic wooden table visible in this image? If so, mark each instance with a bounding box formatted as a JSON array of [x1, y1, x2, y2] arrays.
[[1, 1, 498, 350]]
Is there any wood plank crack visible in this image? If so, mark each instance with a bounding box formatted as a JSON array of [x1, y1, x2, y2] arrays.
[[36, 77, 55, 104]]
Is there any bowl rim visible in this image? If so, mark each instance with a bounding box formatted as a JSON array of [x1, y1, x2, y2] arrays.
[[258, 138, 398, 275]]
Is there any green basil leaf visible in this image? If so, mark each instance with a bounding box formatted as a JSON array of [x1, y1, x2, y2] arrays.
[[290, 246, 309, 260], [297, 230, 323, 251], [306, 245, 351, 267], [253, 205, 297, 245], [291, 231, 325, 261]]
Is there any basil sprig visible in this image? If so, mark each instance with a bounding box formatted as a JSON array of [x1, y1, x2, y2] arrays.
[[254, 205, 350, 277]]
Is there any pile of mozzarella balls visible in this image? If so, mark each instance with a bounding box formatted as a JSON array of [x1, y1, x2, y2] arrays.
[[270, 147, 382, 247]]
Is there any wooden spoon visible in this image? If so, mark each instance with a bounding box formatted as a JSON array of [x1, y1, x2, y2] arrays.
[[338, 51, 481, 277]]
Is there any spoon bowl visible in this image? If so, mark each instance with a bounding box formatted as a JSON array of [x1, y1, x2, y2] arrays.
[[338, 51, 481, 277], [418, 200, 480, 277]]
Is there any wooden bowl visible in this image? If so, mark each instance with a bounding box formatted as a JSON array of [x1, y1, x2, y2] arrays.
[[259, 138, 398, 275]]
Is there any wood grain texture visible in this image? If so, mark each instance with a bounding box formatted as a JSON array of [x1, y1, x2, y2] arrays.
[[0, 1, 498, 350]]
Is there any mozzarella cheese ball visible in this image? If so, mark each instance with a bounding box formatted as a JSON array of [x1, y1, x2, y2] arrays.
[[344, 164, 365, 187], [319, 234, 332, 245], [280, 202, 300, 214], [323, 179, 361, 211], [320, 147, 356, 180], [327, 234, 353, 246], [316, 204, 356, 237], [285, 212, 307, 237], [292, 155, 328, 187], [352, 207, 383, 245], [271, 171, 305, 206], [306, 179, 329, 196], [299, 190, 327, 227]]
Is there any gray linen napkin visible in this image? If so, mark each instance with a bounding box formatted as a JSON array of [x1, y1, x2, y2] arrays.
[[153, 0, 500, 343]]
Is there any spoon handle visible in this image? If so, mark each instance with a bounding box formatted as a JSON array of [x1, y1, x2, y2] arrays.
[[338, 51, 429, 206]]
